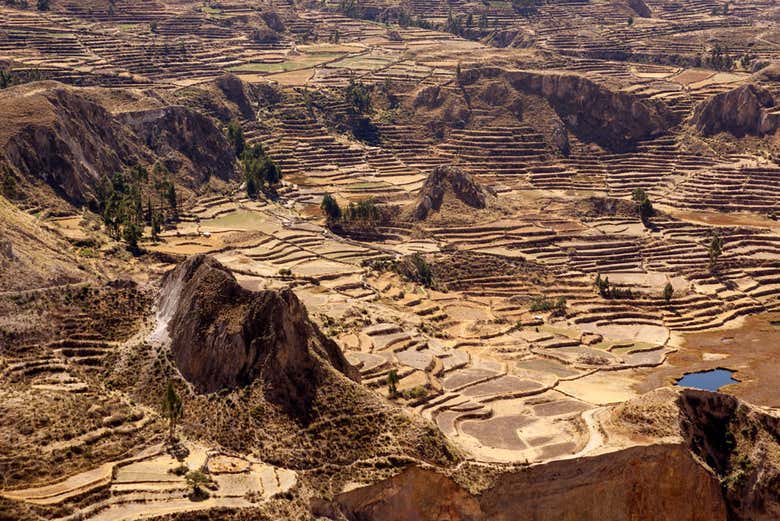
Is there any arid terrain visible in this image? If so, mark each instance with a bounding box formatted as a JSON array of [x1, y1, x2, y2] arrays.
[[1, 0, 779, 519]]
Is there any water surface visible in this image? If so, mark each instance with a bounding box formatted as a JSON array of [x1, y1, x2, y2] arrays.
[[675, 369, 738, 391]]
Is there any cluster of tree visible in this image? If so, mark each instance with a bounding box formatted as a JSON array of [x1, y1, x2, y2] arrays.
[[251, 27, 280, 44], [1, 166, 17, 199], [227, 122, 282, 198], [594, 274, 634, 299], [737, 52, 758, 70], [705, 44, 734, 71], [241, 144, 281, 198], [344, 79, 379, 143], [631, 187, 654, 227], [408, 253, 433, 288], [372, 8, 431, 29], [345, 78, 372, 115], [321, 194, 383, 230], [94, 163, 178, 254], [529, 296, 567, 317]]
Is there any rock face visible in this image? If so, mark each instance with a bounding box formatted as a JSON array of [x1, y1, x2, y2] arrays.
[[333, 444, 727, 520], [412, 165, 490, 220], [691, 84, 780, 137], [457, 67, 676, 151], [679, 390, 780, 521], [332, 390, 780, 521], [158, 255, 359, 415], [118, 105, 236, 188], [501, 69, 677, 150], [0, 82, 236, 207], [214, 74, 255, 119]]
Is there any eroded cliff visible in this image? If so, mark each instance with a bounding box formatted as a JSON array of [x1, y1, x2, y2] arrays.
[[158, 255, 359, 416]]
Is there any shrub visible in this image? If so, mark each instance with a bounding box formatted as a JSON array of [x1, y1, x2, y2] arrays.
[[185, 470, 211, 501], [529, 296, 566, 316], [663, 282, 674, 303]]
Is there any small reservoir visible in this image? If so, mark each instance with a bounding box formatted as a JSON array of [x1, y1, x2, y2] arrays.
[[676, 369, 738, 391]]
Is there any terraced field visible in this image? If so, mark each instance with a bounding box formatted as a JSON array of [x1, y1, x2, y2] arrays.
[[1, 0, 780, 518]]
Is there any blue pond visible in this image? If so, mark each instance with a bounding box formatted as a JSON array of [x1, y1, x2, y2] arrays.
[[676, 369, 738, 391]]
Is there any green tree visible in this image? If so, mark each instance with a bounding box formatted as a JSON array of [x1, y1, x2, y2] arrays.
[[631, 187, 654, 227], [151, 211, 162, 242], [226, 121, 245, 158], [161, 381, 183, 442], [1, 167, 16, 199], [411, 253, 433, 288], [0, 69, 11, 89], [122, 222, 142, 255], [345, 78, 371, 114], [387, 370, 399, 397], [241, 144, 281, 195], [708, 232, 723, 271], [166, 183, 178, 221], [185, 470, 211, 500], [321, 194, 341, 222], [663, 282, 674, 303]]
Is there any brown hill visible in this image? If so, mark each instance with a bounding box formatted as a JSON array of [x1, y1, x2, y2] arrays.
[[0, 194, 84, 291]]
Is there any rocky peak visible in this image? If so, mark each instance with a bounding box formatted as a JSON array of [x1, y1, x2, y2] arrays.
[[158, 255, 359, 415]]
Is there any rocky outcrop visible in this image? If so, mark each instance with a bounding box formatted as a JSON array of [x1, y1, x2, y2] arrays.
[[691, 84, 780, 137], [679, 390, 780, 521], [456, 67, 676, 151], [215, 74, 255, 120], [0, 82, 237, 207], [411, 165, 491, 220], [332, 444, 727, 520], [1, 83, 138, 206], [502, 69, 677, 150], [118, 105, 236, 188], [158, 255, 359, 415]]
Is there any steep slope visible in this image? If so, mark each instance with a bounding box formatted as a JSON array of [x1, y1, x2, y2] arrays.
[[0, 194, 84, 292], [332, 444, 726, 521], [0, 81, 237, 208]]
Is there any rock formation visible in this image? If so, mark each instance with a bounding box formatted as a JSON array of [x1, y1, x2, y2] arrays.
[[411, 165, 492, 220], [679, 390, 780, 521], [332, 445, 727, 520], [691, 84, 780, 137], [502, 69, 678, 150], [157, 255, 359, 415]]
